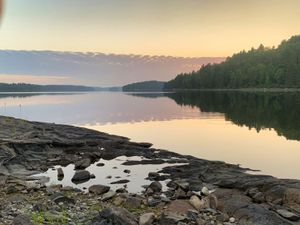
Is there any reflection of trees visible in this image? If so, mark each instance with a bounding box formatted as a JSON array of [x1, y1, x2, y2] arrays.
[[165, 91, 300, 141], [0, 93, 85, 99]]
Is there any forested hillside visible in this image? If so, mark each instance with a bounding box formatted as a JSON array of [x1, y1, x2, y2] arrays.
[[0, 83, 95, 92], [165, 36, 300, 89], [123, 81, 165, 92]]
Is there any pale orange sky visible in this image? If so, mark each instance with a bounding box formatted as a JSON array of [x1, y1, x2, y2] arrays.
[[0, 0, 299, 57]]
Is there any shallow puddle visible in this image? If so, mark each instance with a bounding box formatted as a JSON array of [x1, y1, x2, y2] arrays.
[[34, 156, 186, 193]]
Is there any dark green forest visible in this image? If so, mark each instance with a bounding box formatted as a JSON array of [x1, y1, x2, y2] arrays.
[[0, 83, 95, 92], [165, 35, 300, 89], [123, 81, 165, 92]]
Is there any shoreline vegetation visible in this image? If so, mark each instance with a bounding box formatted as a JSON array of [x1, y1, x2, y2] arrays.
[[1, 116, 300, 224], [122, 35, 300, 92]]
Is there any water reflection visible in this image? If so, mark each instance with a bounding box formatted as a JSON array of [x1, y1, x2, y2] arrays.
[[127, 91, 300, 141]]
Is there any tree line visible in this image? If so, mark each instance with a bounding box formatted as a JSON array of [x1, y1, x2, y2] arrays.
[[164, 35, 300, 89]]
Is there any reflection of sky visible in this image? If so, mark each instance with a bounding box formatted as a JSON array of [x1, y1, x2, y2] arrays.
[[2, 92, 300, 180], [37, 156, 184, 194], [0, 92, 222, 125]]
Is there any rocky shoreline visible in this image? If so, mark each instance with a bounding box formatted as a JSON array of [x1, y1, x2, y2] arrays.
[[1, 116, 300, 225]]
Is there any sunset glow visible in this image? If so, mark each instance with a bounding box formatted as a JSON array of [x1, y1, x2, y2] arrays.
[[0, 0, 299, 57]]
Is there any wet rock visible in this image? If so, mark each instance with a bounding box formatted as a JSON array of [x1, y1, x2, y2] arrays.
[[71, 170, 91, 184], [123, 169, 131, 174], [75, 158, 91, 170], [57, 167, 64, 180], [89, 185, 110, 195], [12, 215, 33, 225], [139, 213, 155, 225], [148, 172, 160, 179], [148, 181, 162, 193], [122, 159, 165, 166], [276, 209, 300, 221], [111, 179, 130, 184]]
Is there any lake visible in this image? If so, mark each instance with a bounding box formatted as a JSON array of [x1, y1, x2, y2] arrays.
[[1, 91, 300, 180]]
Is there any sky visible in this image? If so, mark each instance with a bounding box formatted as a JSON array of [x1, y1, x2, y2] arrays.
[[0, 0, 299, 57], [0, 0, 299, 85]]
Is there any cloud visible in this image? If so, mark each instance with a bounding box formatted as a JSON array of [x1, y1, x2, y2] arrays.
[[0, 50, 225, 86]]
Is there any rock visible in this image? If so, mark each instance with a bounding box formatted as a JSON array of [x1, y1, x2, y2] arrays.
[[174, 180, 190, 191], [97, 206, 138, 225], [57, 167, 64, 180], [50, 193, 75, 205], [159, 212, 186, 225], [148, 181, 162, 193], [101, 190, 116, 201], [147, 196, 161, 207], [276, 209, 300, 221], [96, 163, 105, 167], [113, 196, 126, 206], [124, 196, 142, 209], [111, 179, 130, 184], [89, 185, 110, 195], [189, 195, 203, 211], [174, 187, 187, 199], [201, 187, 209, 196], [283, 188, 300, 211], [12, 215, 33, 225], [71, 170, 91, 184], [75, 158, 91, 169], [124, 169, 131, 174], [229, 217, 235, 223], [148, 172, 160, 179], [139, 213, 155, 225], [165, 200, 195, 216]]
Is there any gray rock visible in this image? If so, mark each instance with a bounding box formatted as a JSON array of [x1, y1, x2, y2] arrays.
[[276, 209, 300, 221], [50, 193, 75, 205], [148, 181, 162, 193], [139, 213, 155, 225], [71, 170, 91, 184], [124, 196, 142, 209], [75, 158, 91, 169], [12, 215, 33, 225], [101, 190, 116, 201], [98, 206, 138, 225], [89, 185, 110, 195]]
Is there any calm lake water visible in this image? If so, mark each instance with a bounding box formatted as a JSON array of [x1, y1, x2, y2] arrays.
[[1, 91, 300, 180]]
